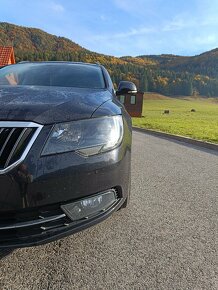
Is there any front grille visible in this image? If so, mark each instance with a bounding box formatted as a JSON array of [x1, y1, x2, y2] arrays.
[[0, 122, 43, 174]]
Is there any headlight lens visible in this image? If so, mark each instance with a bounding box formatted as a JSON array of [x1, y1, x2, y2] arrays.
[[42, 115, 123, 156]]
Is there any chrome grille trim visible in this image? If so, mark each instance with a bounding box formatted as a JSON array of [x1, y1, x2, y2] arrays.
[[0, 128, 16, 156], [0, 213, 66, 230], [4, 128, 28, 168], [0, 121, 43, 174]]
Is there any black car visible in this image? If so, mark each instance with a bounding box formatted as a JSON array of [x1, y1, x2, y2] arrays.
[[0, 61, 136, 248]]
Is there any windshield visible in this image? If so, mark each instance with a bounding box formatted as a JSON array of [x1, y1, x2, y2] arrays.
[[0, 63, 105, 89]]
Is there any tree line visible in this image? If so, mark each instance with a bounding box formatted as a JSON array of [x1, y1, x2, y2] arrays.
[[15, 49, 218, 97]]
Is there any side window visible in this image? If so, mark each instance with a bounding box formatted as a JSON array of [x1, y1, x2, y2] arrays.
[[120, 95, 125, 104], [101, 66, 114, 93], [130, 95, 136, 105]]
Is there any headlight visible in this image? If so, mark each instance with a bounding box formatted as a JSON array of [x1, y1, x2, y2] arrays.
[[42, 115, 123, 156]]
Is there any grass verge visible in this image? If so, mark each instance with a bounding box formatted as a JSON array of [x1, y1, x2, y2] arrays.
[[132, 97, 218, 143]]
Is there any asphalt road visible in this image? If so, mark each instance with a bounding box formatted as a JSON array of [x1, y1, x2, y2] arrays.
[[0, 131, 217, 290]]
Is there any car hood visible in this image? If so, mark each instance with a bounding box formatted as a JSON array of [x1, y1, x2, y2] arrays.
[[0, 86, 112, 124]]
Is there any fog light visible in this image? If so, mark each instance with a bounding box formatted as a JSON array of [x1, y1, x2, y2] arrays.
[[61, 190, 117, 221]]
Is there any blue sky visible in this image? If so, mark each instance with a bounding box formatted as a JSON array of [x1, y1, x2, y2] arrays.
[[1, 0, 218, 56]]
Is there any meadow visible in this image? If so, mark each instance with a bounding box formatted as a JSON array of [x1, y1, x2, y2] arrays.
[[132, 94, 218, 143]]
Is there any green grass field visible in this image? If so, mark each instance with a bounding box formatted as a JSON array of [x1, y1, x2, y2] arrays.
[[132, 95, 218, 143]]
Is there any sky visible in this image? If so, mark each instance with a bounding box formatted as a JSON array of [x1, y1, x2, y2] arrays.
[[1, 0, 218, 57]]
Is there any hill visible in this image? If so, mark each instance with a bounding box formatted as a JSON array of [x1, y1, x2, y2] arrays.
[[168, 49, 218, 78], [136, 54, 187, 66], [137, 49, 218, 78], [0, 22, 217, 97], [0, 22, 85, 53], [0, 22, 127, 65]]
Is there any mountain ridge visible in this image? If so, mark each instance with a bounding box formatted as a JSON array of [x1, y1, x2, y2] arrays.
[[0, 22, 217, 97]]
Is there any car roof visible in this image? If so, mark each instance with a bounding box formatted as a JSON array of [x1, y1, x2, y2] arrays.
[[17, 61, 101, 67]]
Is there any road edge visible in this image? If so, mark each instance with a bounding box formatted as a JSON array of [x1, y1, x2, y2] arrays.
[[133, 127, 218, 152]]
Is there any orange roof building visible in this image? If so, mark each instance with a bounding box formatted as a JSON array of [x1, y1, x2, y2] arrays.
[[0, 46, 16, 67]]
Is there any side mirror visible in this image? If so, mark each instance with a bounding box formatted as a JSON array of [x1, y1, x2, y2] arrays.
[[116, 81, 137, 96]]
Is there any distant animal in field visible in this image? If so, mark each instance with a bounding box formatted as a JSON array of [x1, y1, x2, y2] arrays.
[[163, 110, 170, 114]]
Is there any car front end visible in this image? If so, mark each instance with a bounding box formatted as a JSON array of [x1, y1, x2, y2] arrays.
[[0, 62, 132, 248]]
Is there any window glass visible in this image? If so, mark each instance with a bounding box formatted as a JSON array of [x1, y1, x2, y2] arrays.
[[130, 95, 136, 104], [120, 95, 125, 104], [0, 63, 105, 89]]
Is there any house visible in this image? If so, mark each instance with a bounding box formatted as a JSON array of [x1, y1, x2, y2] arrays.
[[0, 46, 16, 67], [117, 92, 144, 117]]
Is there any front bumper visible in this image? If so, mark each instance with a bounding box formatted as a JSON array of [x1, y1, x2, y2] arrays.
[[0, 119, 131, 247], [0, 189, 124, 248]]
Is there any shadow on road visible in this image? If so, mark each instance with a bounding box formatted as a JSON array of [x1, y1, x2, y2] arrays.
[[0, 248, 15, 260]]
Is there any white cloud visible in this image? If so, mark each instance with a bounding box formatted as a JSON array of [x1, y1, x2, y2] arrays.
[[161, 12, 205, 32], [113, 0, 154, 15], [163, 17, 191, 31], [114, 27, 155, 38], [93, 26, 155, 41], [50, 2, 65, 13], [113, 0, 135, 12], [100, 15, 107, 21], [162, 9, 218, 33], [193, 34, 217, 46]]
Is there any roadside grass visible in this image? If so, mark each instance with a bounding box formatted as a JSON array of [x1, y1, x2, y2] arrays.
[[132, 97, 218, 143]]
